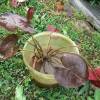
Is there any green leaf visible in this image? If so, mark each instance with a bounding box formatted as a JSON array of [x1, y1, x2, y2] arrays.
[[87, 96, 93, 100], [79, 81, 90, 95], [15, 85, 26, 100], [0, 0, 7, 4], [94, 89, 100, 100]]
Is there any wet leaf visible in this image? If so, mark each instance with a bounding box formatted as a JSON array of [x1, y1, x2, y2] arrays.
[[55, 0, 64, 12], [0, 13, 34, 34], [88, 67, 100, 87], [47, 25, 59, 32], [0, 34, 19, 60], [54, 53, 88, 88]]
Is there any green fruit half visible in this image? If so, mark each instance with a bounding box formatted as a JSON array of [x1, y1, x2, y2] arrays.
[[22, 32, 79, 86]]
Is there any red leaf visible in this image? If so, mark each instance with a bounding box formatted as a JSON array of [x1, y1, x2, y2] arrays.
[[88, 67, 100, 87], [47, 25, 59, 32], [0, 13, 35, 34], [27, 7, 35, 23]]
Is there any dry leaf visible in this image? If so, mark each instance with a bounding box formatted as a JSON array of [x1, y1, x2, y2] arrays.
[[64, 4, 73, 17], [55, 0, 64, 12], [0, 34, 19, 60], [54, 53, 88, 88]]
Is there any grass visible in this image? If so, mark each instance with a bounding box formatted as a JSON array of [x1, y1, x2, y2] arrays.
[[87, 0, 100, 5], [0, 0, 100, 100]]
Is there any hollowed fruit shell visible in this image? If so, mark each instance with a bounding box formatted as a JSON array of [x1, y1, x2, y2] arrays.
[[22, 32, 79, 86]]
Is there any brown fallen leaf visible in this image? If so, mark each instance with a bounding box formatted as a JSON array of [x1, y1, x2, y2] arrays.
[[0, 34, 19, 53], [54, 53, 88, 88], [0, 46, 19, 60], [0, 34, 19, 60], [74, 20, 95, 34], [64, 4, 73, 18], [0, 12, 35, 34], [55, 0, 64, 12]]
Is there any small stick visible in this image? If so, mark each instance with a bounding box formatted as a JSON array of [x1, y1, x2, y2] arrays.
[[32, 57, 38, 69]]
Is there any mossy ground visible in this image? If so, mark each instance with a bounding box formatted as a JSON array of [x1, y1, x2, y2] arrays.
[[0, 0, 100, 100]]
